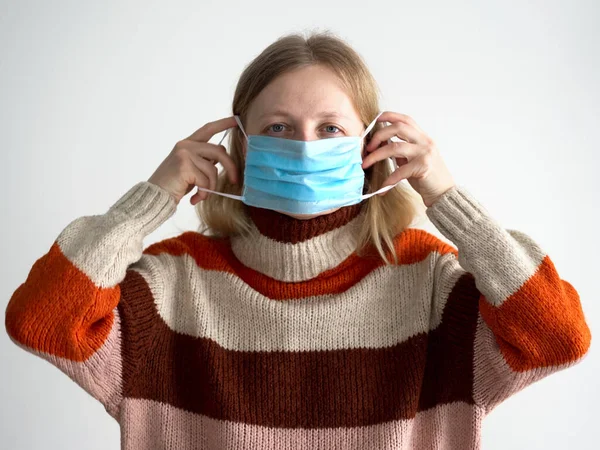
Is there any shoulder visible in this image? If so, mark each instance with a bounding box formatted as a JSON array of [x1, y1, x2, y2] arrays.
[[142, 231, 234, 271], [389, 227, 458, 265]]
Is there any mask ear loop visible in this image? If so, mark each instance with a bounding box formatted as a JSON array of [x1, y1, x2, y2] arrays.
[[217, 115, 249, 146], [195, 116, 246, 201], [360, 111, 385, 140], [218, 128, 230, 146], [234, 115, 249, 141], [360, 111, 401, 199]]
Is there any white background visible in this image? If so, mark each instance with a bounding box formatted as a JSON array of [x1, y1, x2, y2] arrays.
[[1, 0, 598, 448]]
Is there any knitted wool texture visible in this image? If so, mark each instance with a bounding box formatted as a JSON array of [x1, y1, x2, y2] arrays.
[[5, 181, 591, 450]]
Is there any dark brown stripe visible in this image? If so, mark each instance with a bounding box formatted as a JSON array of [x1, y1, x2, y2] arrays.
[[118, 267, 480, 427], [245, 200, 364, 244]]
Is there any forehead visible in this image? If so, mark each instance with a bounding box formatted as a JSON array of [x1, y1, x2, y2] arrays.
[[247, 65, 360, 121]]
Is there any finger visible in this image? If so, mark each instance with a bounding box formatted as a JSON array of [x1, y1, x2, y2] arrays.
[[377, 163, 415, 195], [186, 116, 238, 143], [362, 141, 419, 169], [186, 169, 211, 204], [190, 188, 207, 205], [377, 111, 424, 132], [366, 122, 422, 151], [189, 153, 218, 191], [196, 144, 239, 184], [181, 140, 239, 184]]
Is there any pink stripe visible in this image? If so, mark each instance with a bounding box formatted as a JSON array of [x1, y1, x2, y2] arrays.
[[7, 307, 123, 418], [120, 398, 484, 450], [472, 314, 587, 411]]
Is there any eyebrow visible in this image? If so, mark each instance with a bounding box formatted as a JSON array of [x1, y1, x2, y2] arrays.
[[258, 110, 350, 121]]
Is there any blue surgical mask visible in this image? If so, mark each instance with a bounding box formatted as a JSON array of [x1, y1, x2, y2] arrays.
[[197, 111, 399, 215]]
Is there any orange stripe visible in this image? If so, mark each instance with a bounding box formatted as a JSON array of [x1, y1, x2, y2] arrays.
[[479, 255, 591, 371], [5, 228, 456, 360], [144, 228, 457, 300], [5, 242, 119, 360]]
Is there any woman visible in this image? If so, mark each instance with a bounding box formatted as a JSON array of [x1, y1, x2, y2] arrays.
[[5, 32, 591, 449]]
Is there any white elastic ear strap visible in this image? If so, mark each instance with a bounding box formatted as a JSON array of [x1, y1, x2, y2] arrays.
[[218, 114, 249, 145], [234, 115, 248, 140], [195, 186, 244, 200], [218, 128, 230, 145], [197, 182, 398, 202], [197, 117, 245, 200], [359, 111, 401, 197], [361, 183, 397, 199], [200, 111, 399, 201], [361, 111, 384, 139]]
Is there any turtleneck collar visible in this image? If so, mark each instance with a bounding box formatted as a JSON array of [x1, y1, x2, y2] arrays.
[[230, 202, 366, 282]]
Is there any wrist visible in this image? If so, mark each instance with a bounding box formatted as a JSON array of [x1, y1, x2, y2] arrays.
[[424, 184, 456, 207]]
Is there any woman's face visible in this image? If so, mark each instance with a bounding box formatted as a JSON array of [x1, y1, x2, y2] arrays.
[[245, 64, 366, 220]]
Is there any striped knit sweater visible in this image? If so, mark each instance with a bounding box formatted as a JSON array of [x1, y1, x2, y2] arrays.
[[5, 181, 591, 450]]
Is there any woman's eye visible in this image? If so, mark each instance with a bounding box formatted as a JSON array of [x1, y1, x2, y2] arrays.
[[269, 124, 286, 133], [324, 125, 340, 133]]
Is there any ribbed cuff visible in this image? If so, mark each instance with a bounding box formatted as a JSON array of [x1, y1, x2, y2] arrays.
[[425, 185, 492, 244], [107, 181, 178, 237]]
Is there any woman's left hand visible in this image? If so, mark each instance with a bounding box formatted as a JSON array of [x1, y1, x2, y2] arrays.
[[362, 111, 456, 207]]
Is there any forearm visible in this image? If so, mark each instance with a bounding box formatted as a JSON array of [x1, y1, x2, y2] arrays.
[[426, 185, 591, 407]]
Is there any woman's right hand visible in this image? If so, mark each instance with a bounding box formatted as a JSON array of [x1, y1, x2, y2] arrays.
[[148, 116, 239, 206]]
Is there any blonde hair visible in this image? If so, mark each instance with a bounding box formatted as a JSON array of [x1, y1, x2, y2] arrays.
[[197, 31, 425, 264]]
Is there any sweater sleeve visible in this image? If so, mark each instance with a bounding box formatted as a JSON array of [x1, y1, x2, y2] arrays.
[[4, 181, 177, 418], [425, 185, 591, 412]]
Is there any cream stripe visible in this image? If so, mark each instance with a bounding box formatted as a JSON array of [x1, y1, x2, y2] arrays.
[[230, 213, 363, 282], [432, 233, 546, 309], [458, 228, 546, 307], [425, 186, 546, 308], [120, 398, 484, 450], [133, 250, 450, 353], [56, 181, 176, 288]]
